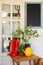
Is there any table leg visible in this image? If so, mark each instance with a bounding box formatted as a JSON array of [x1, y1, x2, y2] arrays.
[[34, 60, 37, 65], [34, 58, 41, 65], [17, 63, 20, 65], [13, 58, 15, 65], [12, 58, 15, 65], [29, 60, 31, 65], [11, 57, 15, 65], [36, 59, 41, 65]]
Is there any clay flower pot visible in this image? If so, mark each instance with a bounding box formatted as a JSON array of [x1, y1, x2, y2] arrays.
[[19, 51, 24, 56]]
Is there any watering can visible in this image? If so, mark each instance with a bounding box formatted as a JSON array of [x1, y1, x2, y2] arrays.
[[23, 47, 32, 56]]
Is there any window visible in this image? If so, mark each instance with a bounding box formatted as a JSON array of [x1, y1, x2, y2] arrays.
[[26, 3, 41, 27]]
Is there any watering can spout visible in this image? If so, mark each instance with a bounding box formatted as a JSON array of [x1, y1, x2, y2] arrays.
[[22, 50, 25, 54]]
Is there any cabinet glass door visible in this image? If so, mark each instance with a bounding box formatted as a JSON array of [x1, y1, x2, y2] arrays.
[[2, 21, 11, 36], [2, 4, 11, 52], [2, 37, 10, 52], [2, 4, 11, 19], [2, 4, 21, 53], [2, 21, 11, 52], [12, 5, 20, 19], [12, 21, 18, 32]]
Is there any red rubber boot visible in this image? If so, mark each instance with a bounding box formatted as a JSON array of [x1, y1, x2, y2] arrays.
[[7, 40, 16, 56], [7, 39, 20, 56], [13, 39, 20, 56]]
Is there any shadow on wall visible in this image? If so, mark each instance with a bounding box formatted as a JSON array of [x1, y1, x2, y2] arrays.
[[29, 37, 43, 58]]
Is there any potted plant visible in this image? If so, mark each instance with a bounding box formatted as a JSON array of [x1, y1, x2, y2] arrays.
[[22, 26, 40, 48], [12, 28, 22, 40], [12, 21, 22, 40], [18, 43, 25, 56], [11, 21, 40, 52]]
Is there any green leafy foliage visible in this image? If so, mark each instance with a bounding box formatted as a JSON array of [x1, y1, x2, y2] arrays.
[[12, 28, 22, 39], [25, 26, 40, 37], [21, 26, 39, 43], [18, 43, 25, 52], [12, 25, 40, 42]]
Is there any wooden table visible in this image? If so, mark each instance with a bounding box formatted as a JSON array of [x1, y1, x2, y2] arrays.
[[39, 58, 43, 65], [10, 54, 41, 65]]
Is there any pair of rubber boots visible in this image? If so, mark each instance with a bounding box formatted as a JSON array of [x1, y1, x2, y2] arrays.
[[7, 39, 20, 56]]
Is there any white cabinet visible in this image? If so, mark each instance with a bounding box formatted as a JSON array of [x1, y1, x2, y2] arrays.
[[1, 4, 20, 53], [0, 3, 21, 65], [0, 1, 24, 65]]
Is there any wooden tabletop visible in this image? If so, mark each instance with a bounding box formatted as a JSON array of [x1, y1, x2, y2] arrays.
[[11, 54, 41, 63], [40, 59, 43, 62]]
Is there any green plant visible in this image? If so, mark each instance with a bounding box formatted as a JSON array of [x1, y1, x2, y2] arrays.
[[18, 43, 25, 52], [22, 26, 40, 43], [24, 26, 39, 37], [12, 21, 22, 39], [12, 28, 22, 39], [12, 22, 40, 43]]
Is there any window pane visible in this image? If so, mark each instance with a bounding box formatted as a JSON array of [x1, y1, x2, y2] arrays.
[[2, 21, 11, 36], [12, 5, 20, 19], [2, 37, 10, 52], [2, 4, 11, 19], [12, 21, 18, 32]]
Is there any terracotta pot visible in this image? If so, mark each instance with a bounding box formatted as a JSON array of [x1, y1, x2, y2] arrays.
[[19, 51, 24, 56]]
